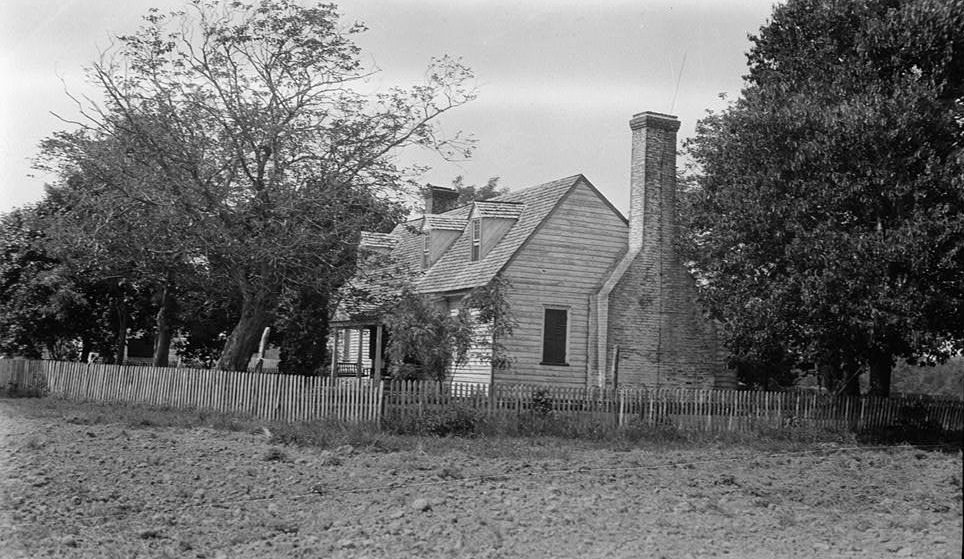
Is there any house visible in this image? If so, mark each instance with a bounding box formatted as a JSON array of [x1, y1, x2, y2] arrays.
[[330, 111, 736, 389]]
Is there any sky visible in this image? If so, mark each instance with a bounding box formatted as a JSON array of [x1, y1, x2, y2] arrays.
[[0, 0, 778, 215]]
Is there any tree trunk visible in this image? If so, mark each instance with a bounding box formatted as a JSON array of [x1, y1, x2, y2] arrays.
[[153, 284, 175, 367], [80, 337, 91, 363], [114, 298, 128, 365], [217, 289, 275, 371], [841, 362, 861, 396], [868, 350, 893, 398]]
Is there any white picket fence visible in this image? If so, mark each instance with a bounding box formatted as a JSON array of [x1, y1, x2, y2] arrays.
[[3, 360, 962, 435], [0, 359, 381, 423]]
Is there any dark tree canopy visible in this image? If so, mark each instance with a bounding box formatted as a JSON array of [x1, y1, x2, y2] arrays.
[[683, 0, 964, 396], [0, 199, 143, 361]]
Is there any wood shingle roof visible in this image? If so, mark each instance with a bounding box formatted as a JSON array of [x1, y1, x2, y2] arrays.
[[472, 201, 526, 220], [423, 214, 469, 231], [359, 231, 399, 251], [415, 175, 583, 293], [336, 174, 586, 323]]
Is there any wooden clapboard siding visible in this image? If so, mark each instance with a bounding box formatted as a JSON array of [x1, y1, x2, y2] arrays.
[[498, 179, 628, 386], [450, 309, 493, 385], [429, 229, 460, 266], [480, 217, 516, 259]]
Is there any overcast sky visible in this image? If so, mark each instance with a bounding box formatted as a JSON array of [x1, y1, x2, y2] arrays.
[[0, 0, 778, 215]]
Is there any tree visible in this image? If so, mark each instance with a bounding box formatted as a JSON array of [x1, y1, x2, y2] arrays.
[[39, 0, 475, 371], [683, 0, 964, 396], [0, 203, 123, 361], [383, 286, 474, 381], [380, 275, 514, 381], [451, 176, 507, 206], [32, 172, 199, 366]]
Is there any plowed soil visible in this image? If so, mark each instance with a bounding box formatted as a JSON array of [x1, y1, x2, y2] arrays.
[[1, 398, 961, 558]]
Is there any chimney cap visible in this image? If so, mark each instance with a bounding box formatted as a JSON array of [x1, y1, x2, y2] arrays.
[[424, 183, 458, 194], [629, 111, 680, 131], [422, 183, 460, 215]]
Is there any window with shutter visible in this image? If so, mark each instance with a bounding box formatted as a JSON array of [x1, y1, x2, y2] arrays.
[[541, 308, 568, 365], [422, 233, 430, 269], [470, 218, 481, 261]]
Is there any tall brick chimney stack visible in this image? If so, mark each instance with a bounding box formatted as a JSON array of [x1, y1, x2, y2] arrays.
[[596, 110, 734, 390], [628, 111, 680, 255]]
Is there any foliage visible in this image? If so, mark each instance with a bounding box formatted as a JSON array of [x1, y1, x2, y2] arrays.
[[462, 275, 516, 370], [530, 388, 554, 416], [381, 274, 515, 380], [274, 287, 330, 376], [36, 176, 196, 365], [383, 287, 474, 381], [0, 203, 124, 360], [388, 401, 486, 437], [0, 207, 71, 358], [451, 176, 507, 206], [892, 356, 964, 399], [172, 292, 237, 368], [682, 0, 964, 396], [37, 0, 475, 371]]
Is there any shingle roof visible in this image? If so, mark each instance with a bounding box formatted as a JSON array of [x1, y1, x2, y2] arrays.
[[388, 220, 425, 271], [335, 174, 584, 322], [359, 231, 399, 251], [416, 175, 583, 293], [424, 214, 469, 231], [473, 201, 526, 220], [335, 225, 420, 322]]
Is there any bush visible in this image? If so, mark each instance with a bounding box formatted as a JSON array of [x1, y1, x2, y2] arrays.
[[530, 389, 554, 416], [387, 403, 486, 437], [856, 401, 963, 450]]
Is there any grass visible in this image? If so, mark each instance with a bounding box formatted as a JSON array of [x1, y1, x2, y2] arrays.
[[3, 395, 264, 434]]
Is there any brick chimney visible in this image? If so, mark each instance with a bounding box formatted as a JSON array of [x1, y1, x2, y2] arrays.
[[628, 111, 680, 255], [595, 110, 733, 390], [422, 184, 459, 214]]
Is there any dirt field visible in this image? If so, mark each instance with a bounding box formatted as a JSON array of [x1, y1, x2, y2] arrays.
[[1, 398, 961, 558]]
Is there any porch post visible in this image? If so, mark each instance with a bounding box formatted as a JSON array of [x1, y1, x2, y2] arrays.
[[373, 325, 383, 382], [356, 328, 363, 377], [330, 328, 338, 378]]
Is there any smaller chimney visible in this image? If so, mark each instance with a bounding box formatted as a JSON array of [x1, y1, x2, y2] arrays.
[[628, 111, 680, 255], [422, 184, 459, 214]]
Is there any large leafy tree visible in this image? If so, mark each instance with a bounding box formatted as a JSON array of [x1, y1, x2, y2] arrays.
[[39, 0, 475, 371], [0, 201, 129, 361], [683, 0, 964, 396], [33, 170, 199, 366]]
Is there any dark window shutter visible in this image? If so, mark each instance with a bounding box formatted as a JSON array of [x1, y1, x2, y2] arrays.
[[368, 327, 377, 360], [542, 309, 568, 364]]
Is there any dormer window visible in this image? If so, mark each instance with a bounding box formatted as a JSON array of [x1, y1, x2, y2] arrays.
[[422, 233, 430, 269], [470, 218, 481, 261]]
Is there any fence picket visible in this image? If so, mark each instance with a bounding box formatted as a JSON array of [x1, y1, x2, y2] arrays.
[[3, 360, 963, 434]]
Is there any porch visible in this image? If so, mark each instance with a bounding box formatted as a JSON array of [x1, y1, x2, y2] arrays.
[[329, 323, 387, 381]]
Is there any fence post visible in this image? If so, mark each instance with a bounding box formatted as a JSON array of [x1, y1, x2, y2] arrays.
[[617, 389, 624, 428]]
